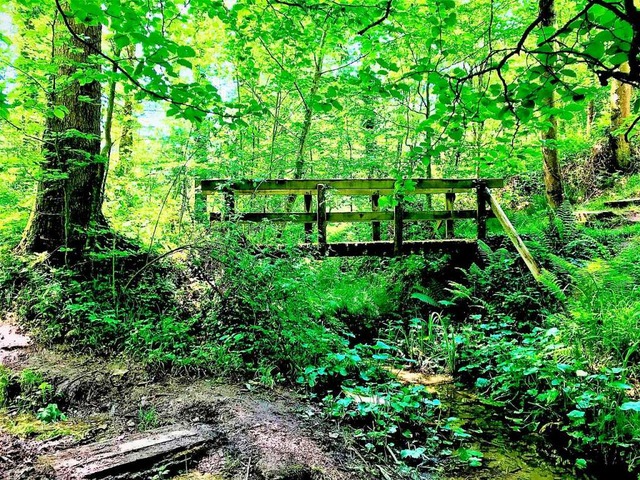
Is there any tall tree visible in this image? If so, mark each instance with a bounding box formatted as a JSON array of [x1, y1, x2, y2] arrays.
[[610, 62, 633, 170], [19, 4, 105, 264], [539, 0, 564, 208]]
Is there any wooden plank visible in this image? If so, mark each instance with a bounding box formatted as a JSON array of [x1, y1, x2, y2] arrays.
[[394, 202, 404, 256], [209, 210, 488, 223], [210, 212, 317, 222], [257, 240, 478, 257], [603, 198, 640, 208], [445, 193, 456, 238], [574, 210, 623, 225], [372, 193, 381, 241], [317, 184, 327, 254], [486, 188, 542, 282], [201, 178, 505, 196], [47, 425, 214, 479]]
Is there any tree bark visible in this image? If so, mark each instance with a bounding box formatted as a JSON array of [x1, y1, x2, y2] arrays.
[[539, 0, 564, 208], [19, 7, 105, 264], [610, 62, 632, 170]]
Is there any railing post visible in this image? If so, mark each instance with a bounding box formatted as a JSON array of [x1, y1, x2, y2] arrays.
[[317, 184, 327, 254], [445, 192, 456, 238], [304, 193, 313, 243], [393, 200, 403, 256], [475, 180, 488, 240], [371, 192, 381, 241]]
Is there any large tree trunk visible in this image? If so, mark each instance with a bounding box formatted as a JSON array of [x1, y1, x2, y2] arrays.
[[20, 8, 105, 264], [610, 62, 632, 170], [539, 0, 564, 208]]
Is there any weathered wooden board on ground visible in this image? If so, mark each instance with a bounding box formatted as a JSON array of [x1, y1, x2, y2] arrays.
[[574, 210, 621, 223], [0, 322, 32, 366], [603, 198, 640, 208], [45, 424, 215, 479]]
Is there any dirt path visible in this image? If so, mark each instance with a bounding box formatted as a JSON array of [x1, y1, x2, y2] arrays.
[[0, 321, 368, 480]]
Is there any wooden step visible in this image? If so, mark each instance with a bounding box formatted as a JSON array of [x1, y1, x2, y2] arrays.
[[45, 424, 214, 479], [603, 198, 640, 208], [574, 210, 621, 223]]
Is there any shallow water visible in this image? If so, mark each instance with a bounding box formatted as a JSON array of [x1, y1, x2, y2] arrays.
[[394, 372, 578, 480]]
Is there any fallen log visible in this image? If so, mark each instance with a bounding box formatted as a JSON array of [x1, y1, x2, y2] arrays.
[[43, 424, 215, 479]]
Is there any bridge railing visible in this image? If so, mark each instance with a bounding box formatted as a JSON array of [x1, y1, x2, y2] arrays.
[[197, 178, 504, 257]]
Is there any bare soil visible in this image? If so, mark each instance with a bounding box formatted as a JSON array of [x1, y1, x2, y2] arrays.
[[0, 320, 369, 480]]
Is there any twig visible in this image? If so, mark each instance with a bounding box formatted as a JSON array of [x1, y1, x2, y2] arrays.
[[245, 456, 252, 479], [357, 0, 392, 35]]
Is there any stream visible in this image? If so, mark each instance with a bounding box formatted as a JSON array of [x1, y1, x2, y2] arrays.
[[394, 370, 609, 480], [436, 385, 576, 480]]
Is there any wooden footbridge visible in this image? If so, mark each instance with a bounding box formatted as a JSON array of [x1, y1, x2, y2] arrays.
[[197, 178, 542, 280]]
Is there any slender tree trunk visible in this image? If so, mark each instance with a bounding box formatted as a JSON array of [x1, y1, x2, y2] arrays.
[[539, 0, 564, 208], [292, 38, 326, 180], [284, 31, 326, 212], [116, 45, 136, 175], [20, 8, 104, 264], [610, 62, 632, 170]]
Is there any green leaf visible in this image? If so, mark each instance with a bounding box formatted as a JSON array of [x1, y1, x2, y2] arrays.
[[177, 45, 197, 58], [52, 105, 69, 119], [620, 401, 640, 411], [400, 447, 426, 459], [585, 42, 605, 60], [113, 34, 130, 50], [411, 292, 438, 306], [575, 458, 587, 470]]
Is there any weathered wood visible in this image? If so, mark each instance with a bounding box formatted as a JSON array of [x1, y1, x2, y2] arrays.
[[486, 188, 542, 282], [317, 184, 327, 254], [47, 425, 214, 479], [371, 193, 381, 241], [201, 178, 505, 196], [210, 210, 488, 223], [255, 240, 477, 258], [476, 181, 487, 240], [394, 202, 404, 256], [603, 198, 640, 208], [574, 210, 619, 222], [304, 193, 313, 242], [445, 193, 455, 238]]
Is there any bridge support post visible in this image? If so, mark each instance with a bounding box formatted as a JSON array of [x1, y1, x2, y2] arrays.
[[475, 180, 487, 240], [394, 201, 403, 256], [445, 193, 456, 238], [317, 184, 327, 254], [304, 194, 313, 243], [371, 192, 381, 241]]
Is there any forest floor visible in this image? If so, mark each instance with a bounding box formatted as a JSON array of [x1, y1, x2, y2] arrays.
[[0, 317, 368, 480], [1, 314, 581, 480]]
